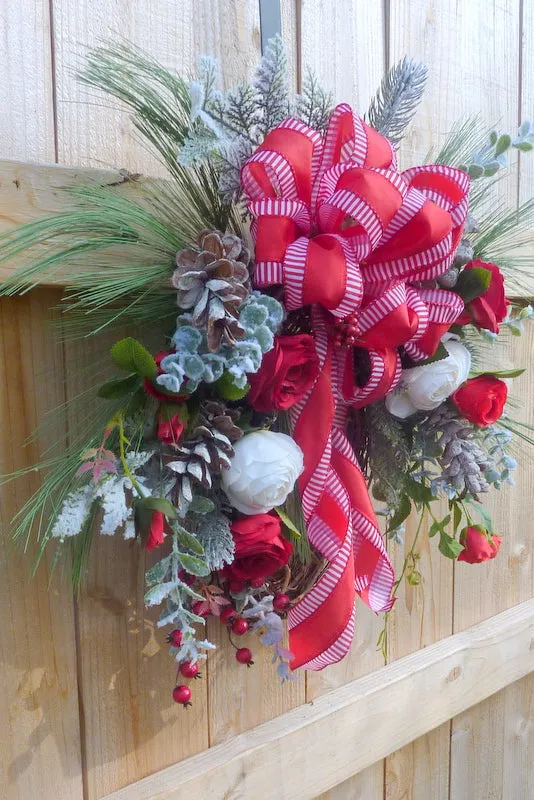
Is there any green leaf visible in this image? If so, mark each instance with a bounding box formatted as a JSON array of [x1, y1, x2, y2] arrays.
[[489, 130, 498, 146], [429, 513, 451, 538], [405, 478, 434, 506], [453, 503, 463, 535], [177, 552, 211, 577], [145, 556, 171, 586], [138, 496, 178, 519], [176, 528, 205, 556], [275, 506, 302, 538], [415, 342, 449, 367], [495, 133, 511, 156], [214, 371, 250, 400], [455, 266, 492, 304], [387, 494, 411, 533], [97, 373, 141, 399], [438, 531, 464, 559], [471, 368, 525, 379], [144, 581, 177, 606], [465, 499, 494, 533], [110, 337, 157, 379], [515, 141, 533, 152], [188, 496, 216, 515], [159, 402, 189, 425]]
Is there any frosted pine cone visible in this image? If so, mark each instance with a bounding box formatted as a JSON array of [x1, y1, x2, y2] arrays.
[[172, 229, 251, 351]]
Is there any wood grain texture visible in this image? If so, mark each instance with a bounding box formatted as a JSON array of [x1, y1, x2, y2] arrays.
[[0, 2, 55, 162], [51, 0, 262, 172], [386, 2, 522, 796], [0, 291, 83, 800], [299, 0, 385, 111], [101, 599, 534, 800], [62, 329, 209, 800], [299, 5, 387, 796]]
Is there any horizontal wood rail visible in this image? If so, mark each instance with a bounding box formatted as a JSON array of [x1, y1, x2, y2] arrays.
[[103, 599, 534, 800], [1, 160, 533, 293]]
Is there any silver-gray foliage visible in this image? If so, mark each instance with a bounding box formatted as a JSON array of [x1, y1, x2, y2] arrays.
[[366, 57, 427, 145], [195, 510, 235, 570]]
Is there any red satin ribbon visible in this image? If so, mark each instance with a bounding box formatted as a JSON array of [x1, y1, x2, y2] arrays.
[[242, 104, 470, 670]]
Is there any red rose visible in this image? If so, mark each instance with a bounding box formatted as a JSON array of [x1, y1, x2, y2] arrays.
[[222, 514, 293, 586], [248, 334, 319, 412], [457, 525, 502, 564], [146, 511, 165, 551], [457, 260, 508, 333], [452, 375, 508, 426], [157, 413, 185, 445]]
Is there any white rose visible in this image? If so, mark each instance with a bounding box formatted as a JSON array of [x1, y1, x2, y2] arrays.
[[386, 338, 471, 419], [221, 430, 304, 515]]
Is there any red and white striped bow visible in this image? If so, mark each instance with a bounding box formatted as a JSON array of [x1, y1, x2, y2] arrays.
[[242, 104, 469, 669]]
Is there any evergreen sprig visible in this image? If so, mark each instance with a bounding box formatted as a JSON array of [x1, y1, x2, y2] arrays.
[[366, 57, 427, 145]]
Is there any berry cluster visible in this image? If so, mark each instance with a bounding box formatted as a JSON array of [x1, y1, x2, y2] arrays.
[[332, 312, 361, 348]]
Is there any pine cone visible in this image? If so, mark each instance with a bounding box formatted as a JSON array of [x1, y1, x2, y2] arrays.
[[172, 229, 251, 351], [198, 400, 243, 443], [169, 425, 234, 506]]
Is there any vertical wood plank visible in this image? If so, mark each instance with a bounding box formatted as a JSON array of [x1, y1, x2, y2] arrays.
[[299, 0, 385, 111], [51, 0, 263, 172], [206, 0, 307, 752], [300, 4, 387, 798], [63, 332, 209, 800], [0, 292, 84, 800], [0, 2, 56, 162], [450, 329, 534, 800]]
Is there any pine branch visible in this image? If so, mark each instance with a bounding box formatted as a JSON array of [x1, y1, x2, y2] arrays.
[[295, 67, 333, 133], [366, 57, 427, 145], [253, 34, 290, 135]]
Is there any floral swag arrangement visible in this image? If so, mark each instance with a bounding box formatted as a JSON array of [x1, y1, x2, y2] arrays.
[[2, 38, 534, 706]]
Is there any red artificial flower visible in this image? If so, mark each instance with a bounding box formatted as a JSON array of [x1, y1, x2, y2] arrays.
[[452, 375, 508, 427], [146, 510, 165, 551], [247, 334, 319, 412], [457, 525, 502, 564], [457, 260, 508, 333], [157, 413, 185, 445], [144, 351, 187, 403], [221, 514, 293, 586]]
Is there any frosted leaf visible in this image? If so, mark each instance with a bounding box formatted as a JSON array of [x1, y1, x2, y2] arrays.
[[239, 302, 269, 331], [189, 80, 205, 120], [183, 354, 205, 381], [196, 511, 235, 570], [156, 372, 183, 393], [126, 451, 153, 471], [201, 354, 225, 383], [51, 485, 96, 538], [96, 476, 132, 535], [252, 294, 284, 332], [172, 326, 202, 353], [124, 519, 136, 539], [144, 581, 177, 606], [253, 325, 274, 353]]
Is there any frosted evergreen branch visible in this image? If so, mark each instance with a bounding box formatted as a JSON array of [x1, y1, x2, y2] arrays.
[[253, 34, 290, 135], [295, 67, 333, 133], [366, 57, 427, 145]]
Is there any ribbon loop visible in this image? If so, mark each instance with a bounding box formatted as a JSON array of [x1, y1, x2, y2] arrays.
[[243, 104, 470, 671]]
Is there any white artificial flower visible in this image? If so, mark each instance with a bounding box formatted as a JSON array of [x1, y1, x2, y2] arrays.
[[221, 430, 304, 515], [386, 337, 471, 419]]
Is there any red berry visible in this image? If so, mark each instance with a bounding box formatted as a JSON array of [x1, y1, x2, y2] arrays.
[[219, 607, 238, 625], [172, 684, 192, 706], [180, 661, 201, 679], [236, 647, 254, 666], [192, 600, 211, 618], [167, 629, 183, 647], [273, 593, 290, 612], [231, 618, 249, 636]]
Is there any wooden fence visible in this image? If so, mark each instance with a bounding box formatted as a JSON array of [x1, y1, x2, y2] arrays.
[[1, 2, 533, 798]]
